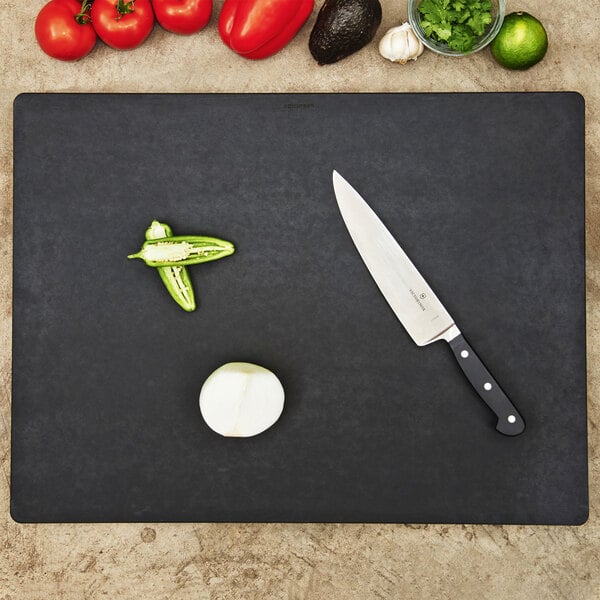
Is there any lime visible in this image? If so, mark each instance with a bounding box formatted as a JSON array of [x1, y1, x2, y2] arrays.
[[490, 12, 548, 70]]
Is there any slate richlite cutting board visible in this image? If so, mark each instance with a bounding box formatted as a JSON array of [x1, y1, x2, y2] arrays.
[[11, 93, 587, 524]]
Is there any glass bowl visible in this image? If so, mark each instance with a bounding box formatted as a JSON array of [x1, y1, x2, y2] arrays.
[[407, 0, 506, 56]]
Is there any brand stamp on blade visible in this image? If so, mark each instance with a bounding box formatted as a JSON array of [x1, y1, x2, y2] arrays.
[[409, 289, 427, 311]]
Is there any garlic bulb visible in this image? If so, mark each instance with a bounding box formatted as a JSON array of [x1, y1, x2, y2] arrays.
[[379, 23, 424, 64], [199, 362, 284, 437]]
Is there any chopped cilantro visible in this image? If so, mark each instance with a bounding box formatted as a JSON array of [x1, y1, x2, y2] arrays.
[[418, 0, 493, 52]]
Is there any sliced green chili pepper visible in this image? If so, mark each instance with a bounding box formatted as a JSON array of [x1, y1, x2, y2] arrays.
[[128, 235, 235, 267], [145, 220, 196, 312], [128, 221, 235, 313]]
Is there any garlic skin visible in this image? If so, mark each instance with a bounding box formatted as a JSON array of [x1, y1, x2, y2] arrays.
[[379, 23, 424, 64]]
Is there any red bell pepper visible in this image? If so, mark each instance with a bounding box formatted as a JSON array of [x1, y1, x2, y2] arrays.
[[219, 0, 314, 59]]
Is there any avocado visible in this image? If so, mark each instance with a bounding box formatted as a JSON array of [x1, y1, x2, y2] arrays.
[[309, 0, 382, 65]]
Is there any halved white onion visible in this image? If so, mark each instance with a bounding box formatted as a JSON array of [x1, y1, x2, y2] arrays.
[[199, 362, 284, 437]]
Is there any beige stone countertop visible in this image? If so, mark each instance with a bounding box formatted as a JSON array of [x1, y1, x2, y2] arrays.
[[1, 0, 599, 598]]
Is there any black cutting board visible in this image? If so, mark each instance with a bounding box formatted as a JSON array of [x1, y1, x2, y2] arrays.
[[11, 92, 588, 524]]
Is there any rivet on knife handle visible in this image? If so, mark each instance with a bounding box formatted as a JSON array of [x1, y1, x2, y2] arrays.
[[448, 333, 525, 436]]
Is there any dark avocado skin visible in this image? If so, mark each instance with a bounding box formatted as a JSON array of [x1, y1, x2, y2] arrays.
[[309, 0, 382, 65]]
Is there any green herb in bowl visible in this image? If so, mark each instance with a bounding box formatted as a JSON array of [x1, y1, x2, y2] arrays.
[[418, 0, 494, 53]]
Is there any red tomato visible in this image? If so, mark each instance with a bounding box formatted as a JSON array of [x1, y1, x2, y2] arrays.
[[35, 0, 97, 61], [218, 0, 313, 59], [91, 0, 155, 50], [153, 0, 212, 35]]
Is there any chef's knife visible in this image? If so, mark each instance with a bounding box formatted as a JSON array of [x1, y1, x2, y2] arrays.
[[332, 170, 525, 436]]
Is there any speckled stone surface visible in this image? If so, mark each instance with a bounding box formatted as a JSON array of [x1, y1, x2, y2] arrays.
[[1, 1, 599, 598]]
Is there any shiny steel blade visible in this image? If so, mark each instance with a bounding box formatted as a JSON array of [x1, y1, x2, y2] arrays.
[[333, 170, 457, 346]]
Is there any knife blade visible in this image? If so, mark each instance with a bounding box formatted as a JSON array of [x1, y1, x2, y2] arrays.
[[332, 170, 525, 436]]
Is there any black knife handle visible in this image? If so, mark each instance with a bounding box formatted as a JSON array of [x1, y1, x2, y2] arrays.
[[448, 334, 525, 436]]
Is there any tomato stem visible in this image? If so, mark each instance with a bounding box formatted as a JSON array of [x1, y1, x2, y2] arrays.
[[115, 0, 136, 19], [74, 0, 93, 25]]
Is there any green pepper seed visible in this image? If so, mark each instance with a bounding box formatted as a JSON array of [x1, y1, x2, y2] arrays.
[[128, 235, 235, 267]]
